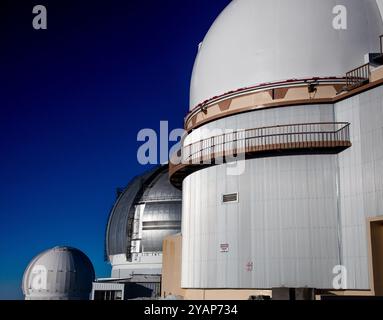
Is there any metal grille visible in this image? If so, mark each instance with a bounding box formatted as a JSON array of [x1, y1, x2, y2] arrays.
[[222, 193, 238, 203]]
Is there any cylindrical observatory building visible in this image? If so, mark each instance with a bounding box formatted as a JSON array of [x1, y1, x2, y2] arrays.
[[167, 0, 383, 299]]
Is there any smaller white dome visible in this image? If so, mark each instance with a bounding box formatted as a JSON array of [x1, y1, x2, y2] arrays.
[[22, 246, 95, 300]]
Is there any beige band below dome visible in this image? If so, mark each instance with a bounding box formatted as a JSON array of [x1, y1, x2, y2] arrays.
[[185, 67, 383, 132]]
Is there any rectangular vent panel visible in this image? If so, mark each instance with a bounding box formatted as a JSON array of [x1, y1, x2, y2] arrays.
[[222, 193, 239, 203]]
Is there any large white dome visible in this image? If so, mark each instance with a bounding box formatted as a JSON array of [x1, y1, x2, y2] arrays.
[[190, 0, 383, 110]]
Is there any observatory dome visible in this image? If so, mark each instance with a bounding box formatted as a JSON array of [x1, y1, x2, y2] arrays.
[[105, 165, 182, 262], [190, 0, 383, 109], [22, 246, 95, 300]]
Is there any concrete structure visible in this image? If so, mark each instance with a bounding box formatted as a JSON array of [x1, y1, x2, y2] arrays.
[[92, 165, 182, 300], [22, 246, 95, 300], [167, 0, 383, 299]]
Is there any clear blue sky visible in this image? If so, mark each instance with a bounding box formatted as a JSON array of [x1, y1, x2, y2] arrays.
[[0, 0, 231, 299]]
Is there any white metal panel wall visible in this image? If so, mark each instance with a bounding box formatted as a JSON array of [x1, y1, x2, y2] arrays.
[[181, 155, 340, 289], [335, 85, 383, 290], [185, 104, 335, 145]]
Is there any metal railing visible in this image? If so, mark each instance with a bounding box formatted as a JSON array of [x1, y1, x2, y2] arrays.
[[345, 63, 370, 90], [181, 122, 351, 164]]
